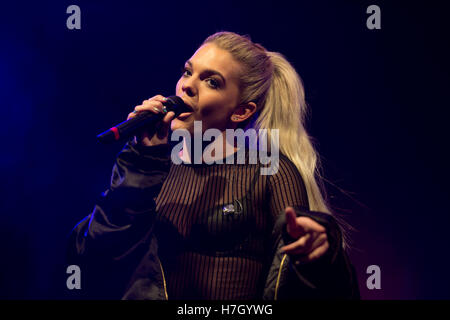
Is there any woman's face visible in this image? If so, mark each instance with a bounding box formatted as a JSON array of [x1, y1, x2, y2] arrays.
[[173, 43, 243, 134]]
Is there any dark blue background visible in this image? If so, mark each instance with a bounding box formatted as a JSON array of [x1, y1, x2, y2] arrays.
[[1, 1, 448, 299]]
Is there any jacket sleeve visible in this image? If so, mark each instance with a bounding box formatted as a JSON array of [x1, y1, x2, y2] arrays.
[[263, 155, 360, 299], [65, 141, 171, 299], [264, 208, 360, 300]]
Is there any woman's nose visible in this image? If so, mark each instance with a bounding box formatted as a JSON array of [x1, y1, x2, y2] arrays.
[[181, 78, 196, 97]]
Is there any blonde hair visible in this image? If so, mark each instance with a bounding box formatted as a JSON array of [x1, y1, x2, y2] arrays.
[[203, 32, 345, 238]]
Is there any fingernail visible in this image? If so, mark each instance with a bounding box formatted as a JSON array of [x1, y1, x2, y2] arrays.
[[153, 107, 161, 113]]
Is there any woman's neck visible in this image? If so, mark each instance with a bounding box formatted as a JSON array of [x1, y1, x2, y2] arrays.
[[178, 131, 239, 164]]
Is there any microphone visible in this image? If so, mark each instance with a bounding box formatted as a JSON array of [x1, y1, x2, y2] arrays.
[[96, 95, 191, 143]]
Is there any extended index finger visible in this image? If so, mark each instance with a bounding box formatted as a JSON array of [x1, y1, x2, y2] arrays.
[[285, 207, 306, 239]]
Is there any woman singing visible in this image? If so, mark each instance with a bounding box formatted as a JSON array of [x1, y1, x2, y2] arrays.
[[68, 31, 360, 300]]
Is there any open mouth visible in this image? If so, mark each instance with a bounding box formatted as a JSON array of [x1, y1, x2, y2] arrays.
[[177, 99, 195, 119]]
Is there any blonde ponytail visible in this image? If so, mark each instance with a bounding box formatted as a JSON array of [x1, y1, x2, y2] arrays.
[[257, 51, 330, 214], [203, 32, 348, 245]]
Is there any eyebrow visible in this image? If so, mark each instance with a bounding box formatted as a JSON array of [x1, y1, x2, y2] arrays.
[[186, 60, 226, 85]]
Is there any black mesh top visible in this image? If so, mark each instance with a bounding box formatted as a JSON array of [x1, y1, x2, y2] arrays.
[[154, 152, 309, 299]]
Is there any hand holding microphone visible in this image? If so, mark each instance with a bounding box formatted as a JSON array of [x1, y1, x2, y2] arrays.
[[97, 95, 190, 146], [127, 95, 176, 147]]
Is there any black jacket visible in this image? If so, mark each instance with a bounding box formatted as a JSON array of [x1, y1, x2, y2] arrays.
[[67, 142, 360, 300]]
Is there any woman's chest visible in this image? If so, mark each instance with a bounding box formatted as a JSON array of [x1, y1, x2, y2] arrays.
[[154, 164, 272, 246]]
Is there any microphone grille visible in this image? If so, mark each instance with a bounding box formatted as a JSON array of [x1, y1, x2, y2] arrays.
[[164, 95, 191, 115], [165, 95, 184, 107]]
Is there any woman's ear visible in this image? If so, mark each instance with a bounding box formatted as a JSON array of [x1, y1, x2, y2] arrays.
[[231, 102, 257, 123]]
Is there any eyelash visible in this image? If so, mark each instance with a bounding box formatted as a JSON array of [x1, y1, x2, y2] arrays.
[[181, 67, 191, 77], [181, 67, 220, 89]]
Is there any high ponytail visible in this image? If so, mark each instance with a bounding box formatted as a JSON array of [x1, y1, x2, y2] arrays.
[[203, 31, 347, 245], [258, 51, 330, 214]]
